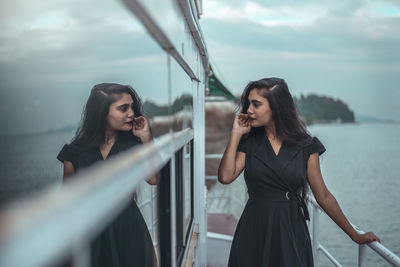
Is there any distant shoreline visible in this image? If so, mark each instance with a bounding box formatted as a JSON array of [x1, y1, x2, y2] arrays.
[[1, 117, 399, 137]]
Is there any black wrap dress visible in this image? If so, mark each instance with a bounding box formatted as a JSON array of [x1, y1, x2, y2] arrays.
[[57, 132, 155, 267], [228, 130, 325, 267]]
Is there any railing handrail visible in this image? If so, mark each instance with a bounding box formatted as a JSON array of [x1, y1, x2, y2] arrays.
[[0, 129, 194, 267], [205, 153, 223, 159], [121, 0, 200, 82], [308, 196, 400, 267]]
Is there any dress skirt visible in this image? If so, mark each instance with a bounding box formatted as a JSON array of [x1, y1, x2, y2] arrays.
[[228, 194, 313, 267], [91, 201, 155, 267]]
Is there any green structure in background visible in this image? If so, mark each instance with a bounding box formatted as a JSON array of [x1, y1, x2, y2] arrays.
[[208, 73, 236, 100]]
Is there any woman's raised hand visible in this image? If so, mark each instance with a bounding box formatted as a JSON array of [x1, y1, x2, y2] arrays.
[[232, 113, 251, 136], [132, 116, 152, 143]]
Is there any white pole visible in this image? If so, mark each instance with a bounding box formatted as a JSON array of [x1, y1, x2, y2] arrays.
[[312, 205, 320, 267], [359, 245, 367, 267], [193, 77, 206, 267]]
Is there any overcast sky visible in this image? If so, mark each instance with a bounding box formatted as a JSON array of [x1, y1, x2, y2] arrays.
[[200, 0, 400, 121], [0, 0, 171, 135], [0, 0, 399, 135]]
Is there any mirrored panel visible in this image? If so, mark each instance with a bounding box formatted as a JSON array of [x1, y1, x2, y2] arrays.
[[0, 0, 168, 265], [169, 54, 194, 132], [168, 53, 195, 262], [183, 141, 193, 244], [136, 0, 198, 72]]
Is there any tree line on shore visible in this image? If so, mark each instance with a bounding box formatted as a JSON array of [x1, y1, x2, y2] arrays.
[[293, 94, 355, 124], [142, 93, 355, 125]]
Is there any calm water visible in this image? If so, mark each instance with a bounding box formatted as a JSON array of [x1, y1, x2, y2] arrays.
[[0, 130, 75, 205], [0, 123, 399, 266], [308, 123, 400, 266]]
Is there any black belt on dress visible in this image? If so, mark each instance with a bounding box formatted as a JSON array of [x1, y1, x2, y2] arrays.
[[286, 191, 310, 221], [248, 191, 310, 221]]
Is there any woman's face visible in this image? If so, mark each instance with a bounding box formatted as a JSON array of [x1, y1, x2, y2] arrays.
[[106, 93, 135, 131], [247, 89, 273, 127]]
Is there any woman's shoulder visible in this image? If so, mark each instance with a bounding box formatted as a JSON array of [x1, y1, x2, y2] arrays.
[[57, 139, 87, 161], [237, 128, 264, 153], [304, 136, 326, 156], [57, 142, 79, 163]]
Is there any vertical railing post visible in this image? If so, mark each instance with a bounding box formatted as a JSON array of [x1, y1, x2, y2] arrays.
[[359, 244, 367, 267], [170, 153, 177, 267], [312, 205, 320, 267]]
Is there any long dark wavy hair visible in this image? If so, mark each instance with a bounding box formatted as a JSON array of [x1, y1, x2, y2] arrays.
[[241, 78, 313, 197], [71, 83, 144, 149], [240, 77, 312, 147]]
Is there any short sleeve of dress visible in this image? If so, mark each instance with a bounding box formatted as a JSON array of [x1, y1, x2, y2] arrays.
[[57, 144, 77, 167], [237, 136, 247, 153], [307, 137, 326, 156]]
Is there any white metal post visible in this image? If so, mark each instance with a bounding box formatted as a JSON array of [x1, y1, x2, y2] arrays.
[[193, 80, 206, 267], [359, 244, 367, 267], [170, 152, 177, 267], [312, 205, 320, 267]]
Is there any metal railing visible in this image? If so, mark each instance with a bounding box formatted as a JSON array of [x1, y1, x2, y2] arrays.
[[205, 153, 400, 267], [308, 197, 400, 267], [0, 129, 194, 267]]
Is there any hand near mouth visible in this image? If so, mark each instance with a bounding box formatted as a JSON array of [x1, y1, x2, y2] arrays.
[[232, 113, 251, 136], [132, 116, 152, 143]]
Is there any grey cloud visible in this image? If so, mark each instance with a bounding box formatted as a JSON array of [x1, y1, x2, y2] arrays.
[[200, 1, 400, 120], [0, 0, 172, 135]]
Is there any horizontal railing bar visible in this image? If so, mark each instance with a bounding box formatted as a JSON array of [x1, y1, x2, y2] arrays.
[[205, 175, 217, 180], [350, 223, 400, 267], [176, 0, 209, 74], [206, 232, 233, 241], [121, 0, 200, 82], [207, 196, 233, 199], [205, 154, 223, 159], [368, 242, 400, 266], [319, 245, 343, 267], [171, 129, 194, 154], [0, 129, 193, 267], [307, 195, 400, 267]]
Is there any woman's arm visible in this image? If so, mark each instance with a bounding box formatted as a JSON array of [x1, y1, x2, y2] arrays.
[[218, 114, 250, 184], [218, 133, 246, 184], [132, 116, 152, 143], [131, 116, 157, 185], [141, 131, 157, 185], [63, 161, 75, 181], [307, 153, 380, 244]]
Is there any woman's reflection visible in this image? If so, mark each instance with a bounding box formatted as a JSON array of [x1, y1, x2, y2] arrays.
[[57, 83, 156, 266]]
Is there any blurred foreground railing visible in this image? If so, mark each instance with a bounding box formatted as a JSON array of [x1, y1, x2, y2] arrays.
[[0, 129, 194, 267], [205, 153, 400, 267]]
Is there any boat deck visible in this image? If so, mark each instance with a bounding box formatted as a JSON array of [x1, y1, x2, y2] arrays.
[[207, 213, 238, 267]]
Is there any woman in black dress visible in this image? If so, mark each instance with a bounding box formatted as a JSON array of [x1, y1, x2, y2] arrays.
[[218, 78, 380, 267], [57, 83, 156, 267]]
